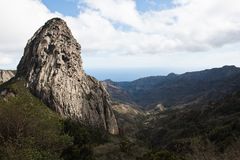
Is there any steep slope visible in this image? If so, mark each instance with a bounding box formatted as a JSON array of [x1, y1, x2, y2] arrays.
[[104, 66, 240, 108], [15, 18, 118, 134], [0, 70, 15, 84]]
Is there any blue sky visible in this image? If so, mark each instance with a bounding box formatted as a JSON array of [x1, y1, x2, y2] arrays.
[[136, 0, 174, 12], [42, 0, 175, 33], [42, 0, 174, 17], [42, 0, 80, 16], [0, 0, 240, 81]]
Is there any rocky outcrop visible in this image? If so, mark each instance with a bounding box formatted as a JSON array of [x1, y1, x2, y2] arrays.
[[0, 70, 15, 84], [16, 18, 118, 134], [112, 103, 144, 117]]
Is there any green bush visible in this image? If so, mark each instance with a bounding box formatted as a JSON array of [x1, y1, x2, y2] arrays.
[[62, 145, 94, 160], [62, 120, 110, 160], [119, 138, 134, 154], [0, 80, 111, 160], [0, 80, 72, 160], [0, 102, 72, 160], [137, 150, 185, 160]]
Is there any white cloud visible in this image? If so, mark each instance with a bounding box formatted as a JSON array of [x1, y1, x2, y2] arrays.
[[0, 0, 60, 67], [83, 42, 240, 70], [70, 0, 240, 55], [0, 55, 12, 65], [0, 0, 240, 72], [81, 0, 142, 28]]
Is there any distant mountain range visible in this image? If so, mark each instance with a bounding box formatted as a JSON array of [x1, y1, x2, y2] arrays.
[[103, 65, 240, 108]]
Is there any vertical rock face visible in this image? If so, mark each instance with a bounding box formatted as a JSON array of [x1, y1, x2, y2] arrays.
[[16, 18, 119, 134], [0, 70, 15, 84]]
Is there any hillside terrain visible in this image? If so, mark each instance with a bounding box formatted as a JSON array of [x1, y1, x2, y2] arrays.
[[137, 91, 240, 160], [0, 79, 133, 160], [0, 79, 72, 159], [104, 66, 240, 108], [102, 66, 240, 159], [1, 17, 240, 160]]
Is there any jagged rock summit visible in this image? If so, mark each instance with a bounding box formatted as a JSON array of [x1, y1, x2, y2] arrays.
[[16, 18, 119, 134]]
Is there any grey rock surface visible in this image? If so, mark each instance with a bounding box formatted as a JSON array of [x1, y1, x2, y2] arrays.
[[0, 70, 15, 84], [16, 18, 119, 134]]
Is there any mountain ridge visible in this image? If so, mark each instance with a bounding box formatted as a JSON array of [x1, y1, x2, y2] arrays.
[[104, 65, 240, 108]]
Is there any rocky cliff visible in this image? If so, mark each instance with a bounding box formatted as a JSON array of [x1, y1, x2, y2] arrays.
[[16, 18, 118, 134], [0, 70, 15, 84]]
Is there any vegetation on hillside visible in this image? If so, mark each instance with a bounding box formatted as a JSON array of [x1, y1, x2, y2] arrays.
[[0, 80, 108, 160], [137, 92, 240, 160], [0, 80, 71, 159], [1, 78, 240, 160], [0, 79, 148, 160]]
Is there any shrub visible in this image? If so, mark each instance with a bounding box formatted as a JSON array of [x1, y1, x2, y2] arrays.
[[0, 80, 72, 160], [137, 150, 185, 160]]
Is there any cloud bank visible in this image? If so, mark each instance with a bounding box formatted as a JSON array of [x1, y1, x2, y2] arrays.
[[0, 0, 240, 70]]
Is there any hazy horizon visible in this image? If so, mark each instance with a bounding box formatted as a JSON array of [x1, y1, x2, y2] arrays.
[[0, 64, 239, 82], [85, 64, 239, 81]]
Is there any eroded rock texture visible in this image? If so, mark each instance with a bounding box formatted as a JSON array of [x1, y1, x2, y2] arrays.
[[0, 70, 15, 84], [16, 18, 119, 134]]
